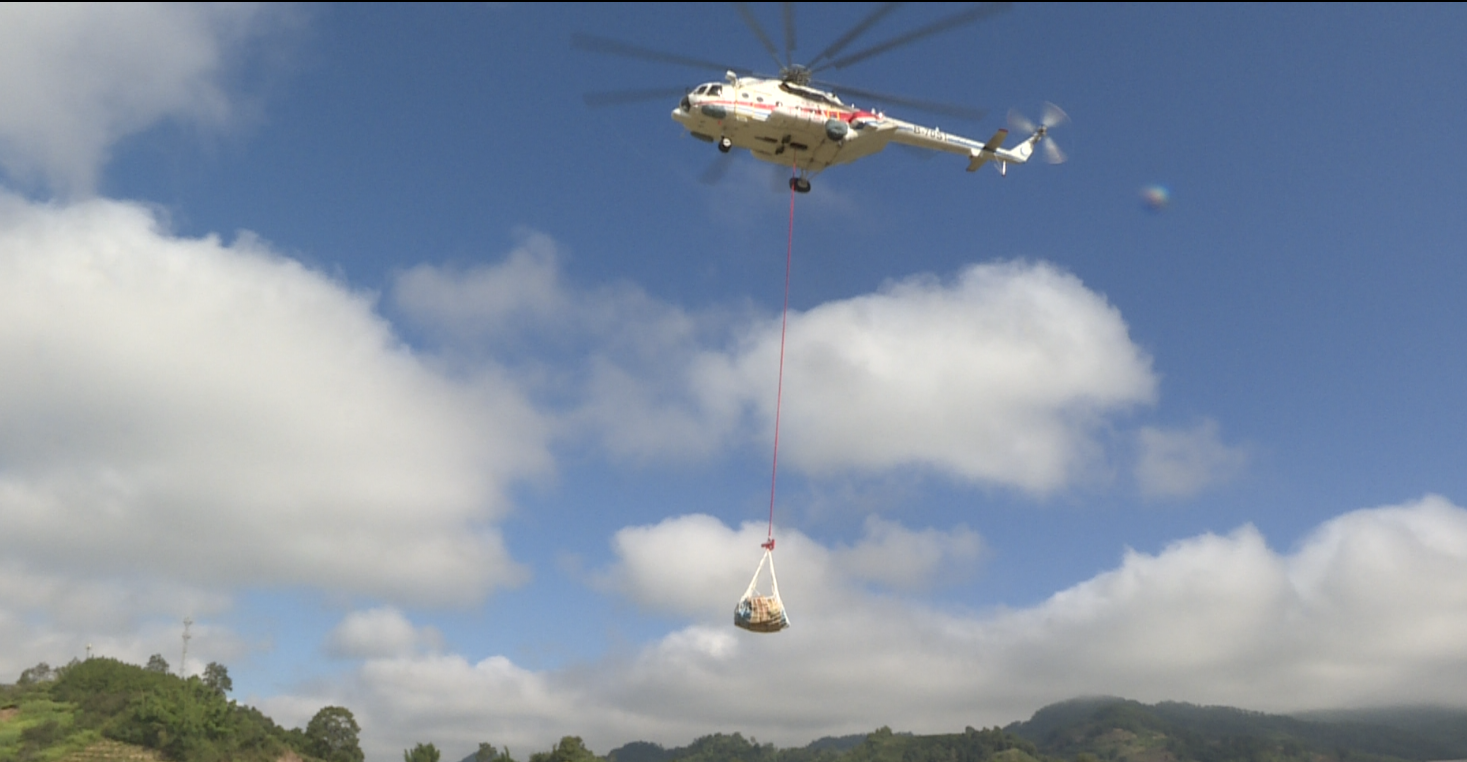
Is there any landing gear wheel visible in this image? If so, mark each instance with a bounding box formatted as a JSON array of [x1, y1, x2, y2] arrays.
[[718, 137, 732, 153], [789, 177, 811, 194]]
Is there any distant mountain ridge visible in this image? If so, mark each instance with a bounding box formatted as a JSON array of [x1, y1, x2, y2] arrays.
[[598, 698, 1467, 762], [603, 732, 876, 762], [604, 726, 1038, 762], [1004, 697, 1467, 762]]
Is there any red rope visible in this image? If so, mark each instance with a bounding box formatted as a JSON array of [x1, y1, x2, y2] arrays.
[[765, 169, 796, 552]]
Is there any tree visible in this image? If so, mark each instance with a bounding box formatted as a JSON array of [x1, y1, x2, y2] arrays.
[[478, 743, 516, 762], [307, 706, 365, 762], [203, 661, 233, 695], [405, 742, 442, 762], [145, 654, 171, 673], [17, 662, 55, 684], [530, 737, 599, 762]]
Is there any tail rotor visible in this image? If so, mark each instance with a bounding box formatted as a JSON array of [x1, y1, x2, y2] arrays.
[[1008, 102, 1068, 164]]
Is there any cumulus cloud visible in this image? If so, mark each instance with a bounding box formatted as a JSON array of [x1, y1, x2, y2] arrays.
[[275, 496, 1467, 758], [1136, 419, 1248, 498], [263, 652, 592, 760], [327, 608, 444, 659], [0, 4, 279, 195], [394, 234, 571, 344], [833, 515, 983, 591], [0, 563, 246, 682], [720, 262, 1157, 490], [597, 513, 982, 620], [395, 234, 744, 461], [398, 247, 1156, 492], [0, 193, 547, 606]]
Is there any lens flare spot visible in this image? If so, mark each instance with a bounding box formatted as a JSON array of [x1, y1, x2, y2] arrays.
[[1141, 184, 1171, 212]]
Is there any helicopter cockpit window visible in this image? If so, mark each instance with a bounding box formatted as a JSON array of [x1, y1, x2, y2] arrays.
[[694, 85, 708, 95], [707, 85, 722, 96]]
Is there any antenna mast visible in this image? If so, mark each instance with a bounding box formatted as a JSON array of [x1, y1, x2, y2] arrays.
[[180, 617, 193, 677]]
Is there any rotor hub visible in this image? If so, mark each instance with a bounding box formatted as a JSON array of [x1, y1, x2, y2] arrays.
[[780, 64, 813, 86]]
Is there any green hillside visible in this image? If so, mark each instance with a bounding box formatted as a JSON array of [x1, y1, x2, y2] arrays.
[[12, 663, 1467, 762], [0, 658, 360, 762]]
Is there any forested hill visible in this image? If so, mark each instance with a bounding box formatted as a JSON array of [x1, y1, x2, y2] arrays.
[[599, 700, 1467, 762], [603, 726, 1045, 762], [1004, 697, 1467, 762], [11, 661, 1467, 762], [0, 657, 362, 762]]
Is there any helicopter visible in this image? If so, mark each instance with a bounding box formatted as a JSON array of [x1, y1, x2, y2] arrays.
[[575, 3, 1067, 193]]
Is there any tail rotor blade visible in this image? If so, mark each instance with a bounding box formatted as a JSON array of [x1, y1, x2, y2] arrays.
[[1011, 103, 1068, 163], [1041, 101, 1069, 129], [1007, 107, 1036, 135], [1042, 138, 1066, 164]]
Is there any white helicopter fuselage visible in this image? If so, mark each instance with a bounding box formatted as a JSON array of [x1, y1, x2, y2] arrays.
[[671, 73, 1038, 179]]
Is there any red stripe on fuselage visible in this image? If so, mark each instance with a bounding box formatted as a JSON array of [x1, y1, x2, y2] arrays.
[[694, 99, 857, 121]]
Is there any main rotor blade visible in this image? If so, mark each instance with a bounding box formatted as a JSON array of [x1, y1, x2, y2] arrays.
[[782, 2, 796, 67], [892, 143, 938, 161], [701, 152, 735, 185], [770, 164, 790, 195], [818, 2, 1011, 72], [583, 86, 690, 108], [572, 33, 749, 75], [806, 2, 902, 67], [824, 82, 988, 122], [735, 3, 785, 71]]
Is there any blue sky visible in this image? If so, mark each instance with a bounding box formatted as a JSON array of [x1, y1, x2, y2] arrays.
[[3, 3, 1467, 760]]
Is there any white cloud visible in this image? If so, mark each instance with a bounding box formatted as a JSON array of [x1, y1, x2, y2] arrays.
[[832, 515, 983, 591], [395, 236, 756, 462], [394, 234, 571, 344], [327, 608, 444, 659], [263, 652, 590, 761], [596, 513, 982, 621], [0, 4, 279, 195], [596, 514, 765, 620], [754, 263, 1156, 490], [277, 496, 1467, 759], [1136, 419, 1248, 498], [0, 564, 246, 682], [399, 247, 1157, 492], [0, 194, 547, 606]]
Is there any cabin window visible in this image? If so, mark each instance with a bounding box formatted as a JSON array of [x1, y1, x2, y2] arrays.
[[707, 85, 722, 96]]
